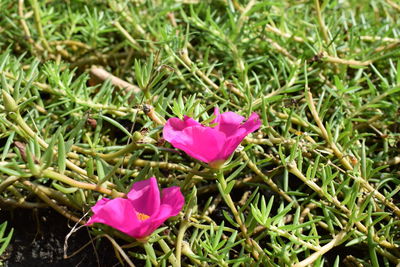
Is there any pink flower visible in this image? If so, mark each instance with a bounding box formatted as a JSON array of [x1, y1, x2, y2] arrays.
[[163, 108, 261, 168], [86, 177, 184, 240]]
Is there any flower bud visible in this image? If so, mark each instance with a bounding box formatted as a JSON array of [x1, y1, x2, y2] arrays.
[[132, 131, 143, 142], [2, 90, 18, 112]]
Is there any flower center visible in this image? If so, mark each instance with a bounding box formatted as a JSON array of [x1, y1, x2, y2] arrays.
[[136, 212, 150, 221]]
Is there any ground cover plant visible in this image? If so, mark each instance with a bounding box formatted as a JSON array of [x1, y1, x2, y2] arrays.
[[0, 0, 400, 266]]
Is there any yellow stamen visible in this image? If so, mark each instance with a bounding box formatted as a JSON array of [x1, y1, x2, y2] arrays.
[[137, 212, 150, 221]]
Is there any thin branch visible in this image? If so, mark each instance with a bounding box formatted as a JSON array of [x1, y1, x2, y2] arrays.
[[385, 0, 400, 11], [293, 231, 347, 267], [322, 53, 372, 66], [22, 180, 83, 223], [90, 66, 142, 95], [305, 87, 400, 218], [314, 0, 330, 45], [30, 0, 51, 52]]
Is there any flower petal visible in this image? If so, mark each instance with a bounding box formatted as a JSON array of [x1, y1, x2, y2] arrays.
[[163, 116, 203, 142], [88, 197, 159, 239], [127, 177, 160, 216], [86, 177, 185, 240], [131, 186, 184, 238], [127, 215, 159, 239], [241, 112, 262, 133], [86, 198, 141, 233], [150, 186, 184, 226], [168, 125, 226, 163], [163, 110, 261, 165], [90, 197, 110, 213], [160, 186, 185, 217], [212, 108, 245, 136], [219, 112, 261, 159]]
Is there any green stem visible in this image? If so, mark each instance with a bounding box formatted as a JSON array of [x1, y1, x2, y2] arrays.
[[216, 170, 262, 260], [99, 142, 139, 160], [42, 169, 124, 198], [144, 89, 152, 101], [11, 111, 88, 177], [241, 151, 294, 204], [314, 0, 330, 47], [113, 20, 141, 49], [305, 87, 400, 218], [288, 161, 396, 249], [143, 242, 158, 266], [175, 220, 189, 267], [30, 0, 52, 52], [293, 231, 346, 267], [181, 163, 200, 191], [157, 238, 179, 267], [22, 180, 82, 223], [181, 242, 205, 266], [191, 222, 236, 233], [0, 175, 21, 194], [216, 170, 246, 230]]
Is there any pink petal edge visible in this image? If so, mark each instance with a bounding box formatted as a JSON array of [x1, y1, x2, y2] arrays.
[[127, 177, 160, 216]]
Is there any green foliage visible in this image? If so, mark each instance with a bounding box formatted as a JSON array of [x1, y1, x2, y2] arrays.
[[0, 0, 400, 266], [0, 221, 13, 258]]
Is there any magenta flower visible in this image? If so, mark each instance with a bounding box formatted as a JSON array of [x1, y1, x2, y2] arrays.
[[86, 177, 184, 240], [163, 108, 261, 168]]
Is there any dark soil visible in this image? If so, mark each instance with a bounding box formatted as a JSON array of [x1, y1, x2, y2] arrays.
[[0, 208, 120, 267]]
